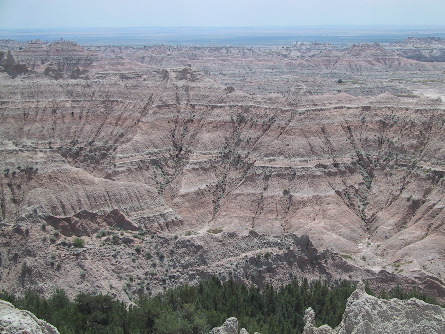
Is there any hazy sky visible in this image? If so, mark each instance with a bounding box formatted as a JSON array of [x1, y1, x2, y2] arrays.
[[1, 0, 444, 29]]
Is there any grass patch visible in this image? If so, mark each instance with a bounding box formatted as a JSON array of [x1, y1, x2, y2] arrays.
[[207, 228, 223, 234]]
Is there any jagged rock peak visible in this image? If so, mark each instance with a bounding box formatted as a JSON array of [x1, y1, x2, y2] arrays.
[[210, 318, 239, 334], [209, 317, 259, 334], [0, 300, 60, 334], [303, 282, 445, 334]]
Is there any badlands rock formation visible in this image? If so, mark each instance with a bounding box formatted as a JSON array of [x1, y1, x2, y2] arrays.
[[302, 283, 445, 334], [390, 37, 445, 62], [210, 317, 258, 334], [0, 38, 444, 301], [0, 299, 59, 334]]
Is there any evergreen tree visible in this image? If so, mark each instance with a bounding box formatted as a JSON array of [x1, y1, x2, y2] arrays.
[[1, 278, 440, 334]]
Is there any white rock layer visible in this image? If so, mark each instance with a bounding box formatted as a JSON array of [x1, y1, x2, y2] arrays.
[[303, 283, 445, 334], [0, 300, 60, 334]]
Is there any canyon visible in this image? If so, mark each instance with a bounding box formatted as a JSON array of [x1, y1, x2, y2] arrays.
[[0, 38, 444, 303]]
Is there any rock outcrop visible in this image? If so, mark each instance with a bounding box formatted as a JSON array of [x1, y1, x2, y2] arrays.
[[210, 317, 239, 334], [0, 300, 59, 334], [210, 317, 258, 334], [303, 283, 445, 334]]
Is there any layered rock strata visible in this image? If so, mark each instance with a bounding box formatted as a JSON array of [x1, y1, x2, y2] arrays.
[[0, 39, 444, 300]]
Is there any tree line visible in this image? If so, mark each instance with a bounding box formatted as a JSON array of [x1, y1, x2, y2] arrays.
[[0, 277, 439, 334]]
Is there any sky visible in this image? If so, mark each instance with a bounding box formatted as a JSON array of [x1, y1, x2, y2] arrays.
[[0, 0, 445, 29]]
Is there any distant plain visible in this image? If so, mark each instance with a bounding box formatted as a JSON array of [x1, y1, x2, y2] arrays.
[[1, 26, 445, 46]]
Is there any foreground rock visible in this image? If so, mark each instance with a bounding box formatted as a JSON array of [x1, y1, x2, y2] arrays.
[[303, 283, 445, 334], [0, 300, 59, 334]]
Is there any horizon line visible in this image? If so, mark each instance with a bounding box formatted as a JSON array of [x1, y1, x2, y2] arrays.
[[2, 24, 445, 31]]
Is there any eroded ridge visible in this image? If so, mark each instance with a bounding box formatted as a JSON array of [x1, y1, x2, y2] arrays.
[[0, 38, 444, 300]]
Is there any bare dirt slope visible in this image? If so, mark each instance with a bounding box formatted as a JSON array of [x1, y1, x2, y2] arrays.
[[0, 39, 444, 301]]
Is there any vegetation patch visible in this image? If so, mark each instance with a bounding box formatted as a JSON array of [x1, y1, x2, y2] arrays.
[[207, 228, 223, 234], [0, 277, 440, 334], [73, 237, 85, 248]]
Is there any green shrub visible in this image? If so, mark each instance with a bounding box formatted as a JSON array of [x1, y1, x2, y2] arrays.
[[112, 234, 120, 244], [96, 230, 108, 238], [73, 237, 85, 248]]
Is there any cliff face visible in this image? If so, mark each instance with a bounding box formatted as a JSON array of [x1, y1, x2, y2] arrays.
[[0, 40, 444, 300], [0, 300, 59, 334], [303, 283, 445, 334]]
